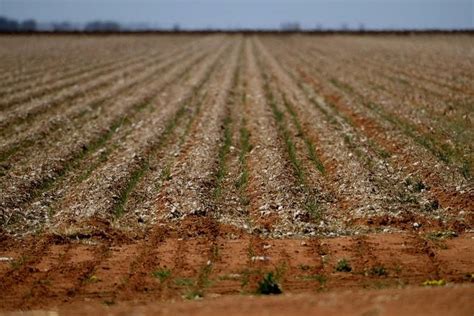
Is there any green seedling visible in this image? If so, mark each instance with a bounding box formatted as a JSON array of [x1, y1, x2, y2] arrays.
[[369, 265, 388, 277], [257, 272, 282, 295], [422, 279, 446, 286], [152, 268, 171, 282], [85, 274, 100, 283], [335, 259, 352, 272], [423, 199, 439, 212]]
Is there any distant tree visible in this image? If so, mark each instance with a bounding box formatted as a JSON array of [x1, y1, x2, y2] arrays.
[[52, 21, 76, 31], [173, 23, 180, 31], [280, 22, 301, 31], [20, 19, 37, 31], [84, 20, 121, 32], [0, 16, 19, 31], [0, 17, 38, 32]]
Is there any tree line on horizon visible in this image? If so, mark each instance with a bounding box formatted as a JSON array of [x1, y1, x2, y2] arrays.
[[0, 18, 330, 32], [0, 16, 37, 31], [1, 16, 470, 33], [0, 16, 350, 32], [0, 16, 121, 32]]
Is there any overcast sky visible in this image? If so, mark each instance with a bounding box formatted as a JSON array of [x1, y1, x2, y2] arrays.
[[1, 0, 472, 30]]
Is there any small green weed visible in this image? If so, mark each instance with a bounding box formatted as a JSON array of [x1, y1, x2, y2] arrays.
[[214, 115, 232, 198], [85, 274, 100, 283], [161, 165, 172, 181], [304, 197, 322, 221], [369, 265, 387, 277], [152, 268, 171, 282], [404, 178, 427, 192], [413, 180, 427, 192], [423, 199, 439, 212], [422, 279, 446, 286], [335, 259, 352, 272], [256, 272, 282, 295]]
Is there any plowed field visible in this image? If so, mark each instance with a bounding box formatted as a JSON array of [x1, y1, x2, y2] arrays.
[[0, 34, 473, 315]]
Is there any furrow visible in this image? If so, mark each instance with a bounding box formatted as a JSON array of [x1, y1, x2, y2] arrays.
[[0, 38, 227, 232], [46, 38, 233, 231], [0, 37, 211, 135], [0, 36, 194, 100], [0, 38, 213, 162], [254, 38, 385, 229], [238, 38, 310, 237], [257, 37, 473, 227], [155, 38, 241, 223], [212, 46, 253, 232], [281, 37, 473, 180], [0, 49, 156, 111], [116, 41, 230, 230], [255, 43, 334, 231], [0, 43, 157, 100]]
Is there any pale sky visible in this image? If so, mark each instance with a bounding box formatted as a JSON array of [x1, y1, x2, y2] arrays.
[[0, 0, 473, 30]]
